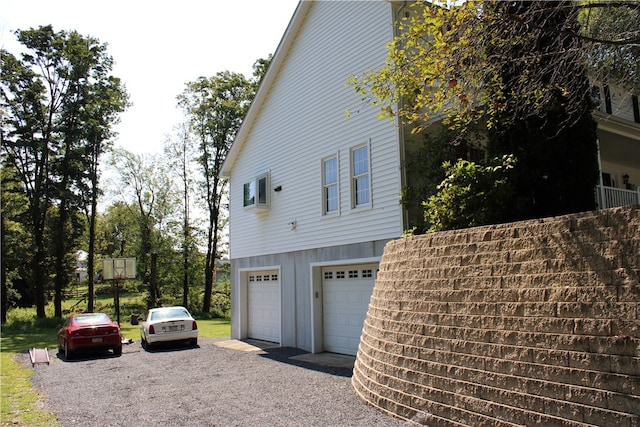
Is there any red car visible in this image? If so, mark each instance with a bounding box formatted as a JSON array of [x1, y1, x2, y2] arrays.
[[58, 313, 122, 359]]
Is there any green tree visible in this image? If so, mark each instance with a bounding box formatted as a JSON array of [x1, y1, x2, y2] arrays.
[[109, 149, 177, 309], [353, 0, 639, 135], [1, 26, 128, 317], [484, 1, 600, 219], [81, 75, 129, 312], [0, 165, 32, 321], [95, 201, 139, 259], [1, 45, 51, 318], [352, 1, 625, 229], [163, 123, 200, 308], [401, 124, 485, 232], [177, 69, 256, 314], [581, 2, 640, 91]]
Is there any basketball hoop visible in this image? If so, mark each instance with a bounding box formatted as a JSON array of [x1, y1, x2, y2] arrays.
[[101, 258, 137, 326], [102, 258, 136, 281]]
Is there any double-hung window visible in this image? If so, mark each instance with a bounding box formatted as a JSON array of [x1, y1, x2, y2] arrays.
[[322, 155, 339, 215], [351, 143, 370, 208]]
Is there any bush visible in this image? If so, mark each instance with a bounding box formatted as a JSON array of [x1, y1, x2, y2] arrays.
[[424, 154, 516, 232]]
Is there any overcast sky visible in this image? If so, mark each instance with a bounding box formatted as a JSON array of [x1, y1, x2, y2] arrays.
[[1, 0, 300, 154]]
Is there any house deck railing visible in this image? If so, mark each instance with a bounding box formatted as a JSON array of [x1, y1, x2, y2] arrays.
[[596, 185, 640, 209]]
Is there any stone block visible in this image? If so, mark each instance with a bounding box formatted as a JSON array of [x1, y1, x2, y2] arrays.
[[353, 206, 640, 426]]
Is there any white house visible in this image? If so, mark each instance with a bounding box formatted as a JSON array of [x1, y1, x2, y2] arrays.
[[592, 83, 640, 207], [221, 1, 640, 355]]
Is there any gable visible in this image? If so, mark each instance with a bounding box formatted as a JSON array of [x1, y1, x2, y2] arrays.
[[224, 1, 405, 259]]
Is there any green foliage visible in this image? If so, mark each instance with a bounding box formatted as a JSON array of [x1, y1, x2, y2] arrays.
[[402, 124, 485, 233], [177, 66, 262, 314], [424, 155, 516, 232], [1, 25, 128, 318], [355, 1, 605, 229], [209, 276, 231, 319], [581, 4, 640, 91], [351, 0, 639, 133]]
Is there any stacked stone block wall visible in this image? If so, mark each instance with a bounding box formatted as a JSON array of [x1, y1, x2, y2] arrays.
[[352, 206, 640, 426]]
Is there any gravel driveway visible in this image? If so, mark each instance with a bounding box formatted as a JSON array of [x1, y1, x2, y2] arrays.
[[21, 338, 408, 426]]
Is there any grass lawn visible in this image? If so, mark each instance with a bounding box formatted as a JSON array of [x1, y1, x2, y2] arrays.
[[1, 297, 230, 426]]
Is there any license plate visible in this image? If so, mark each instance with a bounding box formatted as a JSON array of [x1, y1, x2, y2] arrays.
[[92, 337, 103, 343], [168, 326, 179, 332]]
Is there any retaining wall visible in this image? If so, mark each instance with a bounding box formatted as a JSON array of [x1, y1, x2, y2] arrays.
[[352, 206, 640, 426]]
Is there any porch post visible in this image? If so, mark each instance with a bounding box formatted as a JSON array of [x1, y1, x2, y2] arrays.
[[595, 137, 605, 209]]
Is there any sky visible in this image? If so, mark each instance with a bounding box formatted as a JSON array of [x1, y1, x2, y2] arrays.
[[1, 0, 300, 154]]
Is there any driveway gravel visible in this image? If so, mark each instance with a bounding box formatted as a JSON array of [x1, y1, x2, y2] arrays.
[[20, 338, 408, 426]]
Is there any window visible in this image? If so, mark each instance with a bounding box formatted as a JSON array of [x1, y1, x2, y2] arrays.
[[243, 181, 256, 207], [322, 155, 339, 214], [243, 172, 270, 210], [351, 144, 370, 208], [603, 84, 612, 114]]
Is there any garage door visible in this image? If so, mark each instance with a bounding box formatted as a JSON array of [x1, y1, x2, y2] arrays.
[[322, 264, 377, 355], [247, 270, 280, 343]]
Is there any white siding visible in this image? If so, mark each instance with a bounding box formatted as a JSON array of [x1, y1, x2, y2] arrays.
[[228, 1, 402, 259], [594, 83, 639, 124]]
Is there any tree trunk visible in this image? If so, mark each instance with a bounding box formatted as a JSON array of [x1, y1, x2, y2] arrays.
[[87, 145, 100, 313], [87, 193, 97, 312], [30, 200, 48, 318], [148, 253, 159, 309], [1, 215, 7, 324], [34, 239, 47, 318], [202, 209, 216, 313], [182, 246, 189, 308], [53, 198, 69, 318], [182, 171, 189, 308]]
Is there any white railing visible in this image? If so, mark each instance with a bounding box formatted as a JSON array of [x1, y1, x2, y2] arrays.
[[596, 185, 640, 209]]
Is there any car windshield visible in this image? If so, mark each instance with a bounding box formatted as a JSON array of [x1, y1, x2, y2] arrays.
[[74, 313, 110, 325], [150, 308, 190, 321]]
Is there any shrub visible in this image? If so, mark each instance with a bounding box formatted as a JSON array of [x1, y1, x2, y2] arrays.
[[424, 154, 516, 232]]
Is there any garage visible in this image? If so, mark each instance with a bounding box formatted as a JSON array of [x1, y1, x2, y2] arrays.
[[322, 264, 377, 355], [247, 270, 280, 343]]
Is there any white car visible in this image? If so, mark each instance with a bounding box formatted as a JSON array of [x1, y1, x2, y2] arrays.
[[140, 306, 198, 349]]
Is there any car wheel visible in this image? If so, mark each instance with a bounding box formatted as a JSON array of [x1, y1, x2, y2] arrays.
[[191, 338, 198, 346], [64, 340, 73, 360], [113, 346, 122, 356]]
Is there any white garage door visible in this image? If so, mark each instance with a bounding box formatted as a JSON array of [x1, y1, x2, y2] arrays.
[[247, 270, 280, 343], [322, 264, 377, 355]]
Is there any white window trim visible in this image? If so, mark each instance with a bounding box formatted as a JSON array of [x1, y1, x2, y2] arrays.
[[243, 171, 271, 211], [350, 141, 372, 210], [321, 153, 340, 216]]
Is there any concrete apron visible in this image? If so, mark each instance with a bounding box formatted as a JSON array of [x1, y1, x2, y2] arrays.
[[213, 339, 356, 369]]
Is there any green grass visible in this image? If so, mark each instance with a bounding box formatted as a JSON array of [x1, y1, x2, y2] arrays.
[[1, 296, 230, 426], [0, 351, 59, 427], [119, 317, 230, 341]]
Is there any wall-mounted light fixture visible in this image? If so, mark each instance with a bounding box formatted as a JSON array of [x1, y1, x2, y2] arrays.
[[274, 185, 282, 192]]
